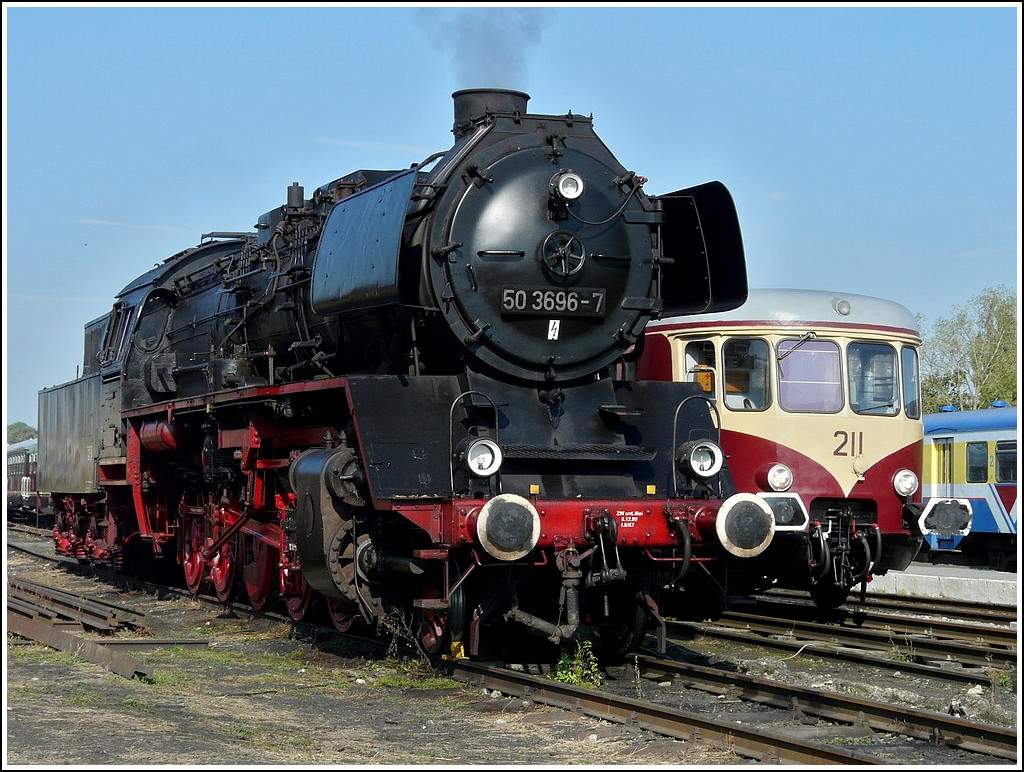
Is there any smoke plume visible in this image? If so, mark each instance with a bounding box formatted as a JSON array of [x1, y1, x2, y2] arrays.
[[417, 7, 548, 90]]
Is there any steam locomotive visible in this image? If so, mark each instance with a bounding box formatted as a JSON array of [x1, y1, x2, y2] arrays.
[[38, 89, 771, 659]]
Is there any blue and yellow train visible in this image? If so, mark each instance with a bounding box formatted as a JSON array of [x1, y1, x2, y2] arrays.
[[919, 403, 1018, 571]]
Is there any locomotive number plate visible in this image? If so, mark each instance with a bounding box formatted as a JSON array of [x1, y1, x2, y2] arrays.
[[501, 287, 606, 317]]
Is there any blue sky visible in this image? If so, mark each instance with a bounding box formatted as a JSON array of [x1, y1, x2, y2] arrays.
[[3, 3, 1020, 428]]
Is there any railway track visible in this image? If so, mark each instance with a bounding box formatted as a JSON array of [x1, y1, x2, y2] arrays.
[[437, 653, 1018, 765], [666, 589, 1018, 682], [739, 599, 1018, 650], [442, 659, 883, 764], [760, 588, 1018, 627], [706, 607, 1017, 670], [665, 620, 1015, 687], [629, 652, 1017, 761], [7, 523, 1019, 765]]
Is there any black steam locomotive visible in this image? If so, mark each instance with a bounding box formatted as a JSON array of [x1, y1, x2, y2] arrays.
[[39, 89, 773, 659]]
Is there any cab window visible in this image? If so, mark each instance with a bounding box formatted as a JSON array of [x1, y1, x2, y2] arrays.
[[98, 302, 135, 367], [848, 342, 899, 416], [722, 337, 770, 411], [777, 338, 843, 412], [683, 340, 716, 397], [901, 346, 921, 419]]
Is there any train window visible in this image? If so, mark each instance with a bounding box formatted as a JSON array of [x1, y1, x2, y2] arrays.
[[966, 442, 988, 483], [995, 441, 1016, 483], [901, 346, 921, 419], [847, 342, 899, 416], [683, 341, 716, 397], [722, 337, 770, 411], [777, 338, 842, 413]]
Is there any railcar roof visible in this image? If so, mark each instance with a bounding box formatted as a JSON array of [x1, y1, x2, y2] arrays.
[[650, 288, 919, 334], [6, 438, 37, 454], [923, 406, 1018, 435]]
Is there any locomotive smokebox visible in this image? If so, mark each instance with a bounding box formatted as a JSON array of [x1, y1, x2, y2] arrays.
[[452, 88, 530, 134]]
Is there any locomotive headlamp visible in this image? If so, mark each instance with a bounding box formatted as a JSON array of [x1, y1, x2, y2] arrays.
[[550, 170, 585, 202], [765, 463, 794, 492], [676, 440, 725, 479], [464, 438, 503, 477], [893, 468, 919, 498]]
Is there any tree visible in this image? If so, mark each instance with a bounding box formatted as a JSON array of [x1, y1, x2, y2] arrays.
[[920, 285, 1018, 413], [7, 422, 38, 444]]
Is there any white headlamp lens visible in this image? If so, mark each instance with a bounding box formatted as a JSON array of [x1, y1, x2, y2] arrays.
[[893, 469, 919, 497], [467, 438, 503, 477], [767, 464, 793, 492]]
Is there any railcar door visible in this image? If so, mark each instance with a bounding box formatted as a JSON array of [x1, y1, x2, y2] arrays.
[[933, 437, 954, 499]]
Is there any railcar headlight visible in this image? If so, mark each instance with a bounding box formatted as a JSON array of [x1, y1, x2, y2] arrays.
[[676, 440, 724, 479], [464, 438, 503, 477], [550, 170, 584, 201], [893, 469, 919, 497], [765, 463, 794, 492]]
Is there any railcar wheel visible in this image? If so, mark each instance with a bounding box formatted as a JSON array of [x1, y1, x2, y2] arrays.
[[209, 533, 238, 602], [242, 535, 277, 612], [182, 516, 206, 595], [809, 580, 850, 610]]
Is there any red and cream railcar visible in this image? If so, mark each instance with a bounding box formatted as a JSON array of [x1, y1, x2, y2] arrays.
[[638, 289, 965, 609]]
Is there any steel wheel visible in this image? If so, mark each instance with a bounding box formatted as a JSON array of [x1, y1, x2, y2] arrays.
[[182, 516, 206, 595], [595, 580, 652, 661], [327, 597, 358, 632], [209, 532, 238, 602], [283, 572, 312, 621], [809, 580, 850, 610], [242, 534, 277, 611]]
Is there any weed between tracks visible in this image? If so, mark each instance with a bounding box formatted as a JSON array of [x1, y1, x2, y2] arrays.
[[553, 637, 603, 688]]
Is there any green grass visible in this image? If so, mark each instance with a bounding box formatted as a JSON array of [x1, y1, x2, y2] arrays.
[[552, 637, 603, 688]]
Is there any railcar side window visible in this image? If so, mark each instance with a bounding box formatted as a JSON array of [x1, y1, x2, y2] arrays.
[[901, 346, 921, 419], [847, 342, 899, 416], [722, 337, 770, 410], [996, 440, 1017, 483], [966, 442, 989, 483], [683, 340, 716, 397], [777, 338, 842, 412]]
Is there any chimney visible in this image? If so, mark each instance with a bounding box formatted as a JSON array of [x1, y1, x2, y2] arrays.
[[452, 88, 530, 136]]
